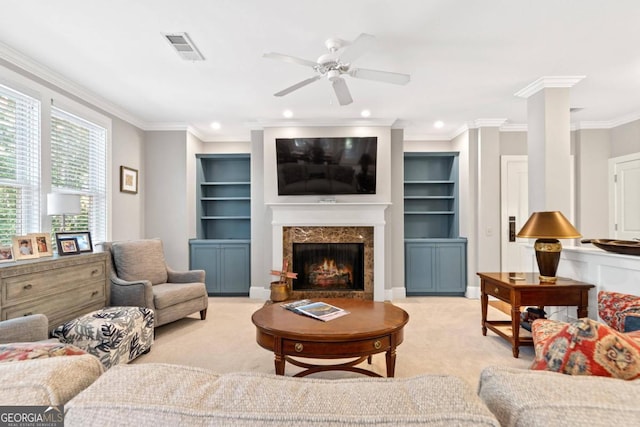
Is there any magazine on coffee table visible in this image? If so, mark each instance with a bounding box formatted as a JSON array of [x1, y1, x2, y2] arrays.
[[281, 299, 349, 321]]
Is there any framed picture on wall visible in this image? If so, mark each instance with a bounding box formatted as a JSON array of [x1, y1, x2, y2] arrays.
[[120, 165, 138, 194]]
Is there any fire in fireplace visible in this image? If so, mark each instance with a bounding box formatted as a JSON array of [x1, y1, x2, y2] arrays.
[[292, 243, 364, 291]]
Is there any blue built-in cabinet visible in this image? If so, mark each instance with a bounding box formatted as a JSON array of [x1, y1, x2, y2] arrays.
[[190, 154, 250, 296], [404, 153, 467, 296]]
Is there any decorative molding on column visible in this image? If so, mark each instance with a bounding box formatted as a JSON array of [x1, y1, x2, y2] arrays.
[[514, 76, 586, 99], [500, 123, 528, 132], [474, 118, 507, 128]]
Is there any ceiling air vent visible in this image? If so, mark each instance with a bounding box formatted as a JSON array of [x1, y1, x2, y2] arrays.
[[162, 32, 204, 61]]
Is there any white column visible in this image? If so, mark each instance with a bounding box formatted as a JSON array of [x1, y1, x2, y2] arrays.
[[515, 77, 584, 215]]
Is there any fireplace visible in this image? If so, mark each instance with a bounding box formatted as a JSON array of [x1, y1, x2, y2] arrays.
[[283, 226, 374, 300], [292, 243, 365, 291], [266, 203, 388, 301]]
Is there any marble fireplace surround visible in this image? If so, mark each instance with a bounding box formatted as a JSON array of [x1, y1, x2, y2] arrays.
[[284, 226, 373, 300], [268, 203, 389, 301]]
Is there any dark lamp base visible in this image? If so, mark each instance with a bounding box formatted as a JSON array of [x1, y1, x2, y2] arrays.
[[534, 239, 562, 283]]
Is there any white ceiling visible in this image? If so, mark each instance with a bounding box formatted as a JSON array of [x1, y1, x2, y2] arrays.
[[1, 0, 640, 141]]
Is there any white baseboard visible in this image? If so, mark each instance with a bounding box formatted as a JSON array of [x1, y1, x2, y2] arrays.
[[249, 286, 270, 300], [466, 285, 480, 299], [386, 286, 407, 301]]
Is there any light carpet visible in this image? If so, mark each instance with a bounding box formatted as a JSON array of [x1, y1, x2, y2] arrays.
[[132, 296, 535, 387]]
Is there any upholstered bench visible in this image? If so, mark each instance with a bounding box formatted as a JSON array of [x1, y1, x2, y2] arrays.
[[52, 306, 154, 369]]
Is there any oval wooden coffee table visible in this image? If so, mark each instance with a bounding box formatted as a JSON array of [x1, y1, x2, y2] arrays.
[[251, 298, 409, 377]]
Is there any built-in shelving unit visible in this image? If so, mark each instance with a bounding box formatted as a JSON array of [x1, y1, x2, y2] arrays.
[[197, 154, 251, 240], [404, 152, 467, 296], [404, 153, 458, 239], [190, 154, 251, 296]]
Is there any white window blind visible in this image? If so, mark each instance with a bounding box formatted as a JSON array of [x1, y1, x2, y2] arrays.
[[50, 107, 106, 243], [0, 84, 40, 246]]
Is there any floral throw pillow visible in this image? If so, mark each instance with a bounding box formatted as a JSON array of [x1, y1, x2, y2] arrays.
[[530, 318, 565, 360], [530, 318, 640, 380], [598, 290, 640, 332], [0, 342, 86, 362]]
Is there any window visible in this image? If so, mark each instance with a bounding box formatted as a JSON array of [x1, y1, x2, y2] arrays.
[[0, 84, 40, 246], [50, 107, 107, 243]]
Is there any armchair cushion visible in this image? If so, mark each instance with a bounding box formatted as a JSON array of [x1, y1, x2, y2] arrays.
[[112, 239, 168, 285], [153, 282, 208, 310]]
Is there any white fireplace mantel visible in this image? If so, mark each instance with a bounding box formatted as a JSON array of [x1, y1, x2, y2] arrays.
[[267, 202, 390, 301]]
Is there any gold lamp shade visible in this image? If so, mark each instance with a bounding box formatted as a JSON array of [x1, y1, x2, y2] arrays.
[[517, 211, 581, 283]]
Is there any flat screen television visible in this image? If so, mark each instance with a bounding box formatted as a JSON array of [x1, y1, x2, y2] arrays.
[[276, 137, 377, 195]]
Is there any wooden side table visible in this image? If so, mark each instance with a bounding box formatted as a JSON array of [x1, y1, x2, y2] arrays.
[[477, 272, 594, 358]]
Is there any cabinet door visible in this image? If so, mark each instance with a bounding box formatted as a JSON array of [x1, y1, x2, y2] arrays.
[[190, 244, 220, 294], [435, 243, 466, 294], [220, 244, 250, 295], [405, 243, 435, 295]]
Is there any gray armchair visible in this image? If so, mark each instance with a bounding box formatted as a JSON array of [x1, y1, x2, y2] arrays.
[[0, 314, 51, 344], [104, 239, 208, 327]]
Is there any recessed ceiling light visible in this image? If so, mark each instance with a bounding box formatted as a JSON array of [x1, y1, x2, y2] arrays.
[[283, 110, 293, 118], [434, 120, 444, 129], [361, 109, 371, 118], [210, 121, 221, 130]]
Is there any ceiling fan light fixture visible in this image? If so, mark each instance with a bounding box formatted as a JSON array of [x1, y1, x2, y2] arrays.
[[327, 70, 341, 81]]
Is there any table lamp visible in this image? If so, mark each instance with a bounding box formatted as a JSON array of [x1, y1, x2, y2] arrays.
[[47, 193, 81, 231], [516, 211, 581, 283]]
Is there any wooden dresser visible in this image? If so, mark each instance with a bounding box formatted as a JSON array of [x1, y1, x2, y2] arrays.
[[0, 252, 109, 331]]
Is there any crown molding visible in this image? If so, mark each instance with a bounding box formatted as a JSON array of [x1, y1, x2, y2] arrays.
[[254, 118, 397, 128], [0, 41, 148, 130], [403, 133, 453, 142], [474, 118, 508, 128], [514, 76, 586, 98], [500, 123, 528, 132]]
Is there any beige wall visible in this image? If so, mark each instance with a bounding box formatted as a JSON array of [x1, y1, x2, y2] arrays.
[[476, 127, 501, 273], [610, 120, 640, 158], [574, 129, 610, 239], [143, 131, 188, 269], [111, 117, 145, 241]]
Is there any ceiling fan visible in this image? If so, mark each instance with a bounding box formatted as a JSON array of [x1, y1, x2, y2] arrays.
[[263, 33, 410, 106]]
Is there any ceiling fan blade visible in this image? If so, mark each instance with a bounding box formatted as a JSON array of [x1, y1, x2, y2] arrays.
[[339, 33, 376, 64], [332, 78, 353, 106], [263, 52, 317, 68], [349, 68, 410, 85], [274, 75, 321, 97]]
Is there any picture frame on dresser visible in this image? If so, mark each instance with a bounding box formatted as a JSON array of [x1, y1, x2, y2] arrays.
[[55, 231, 93, 253], [11, 235, 39, 260], [57, 237, 80, 255], [0, 245, 14, 263], [29, 232, 53, 257]]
